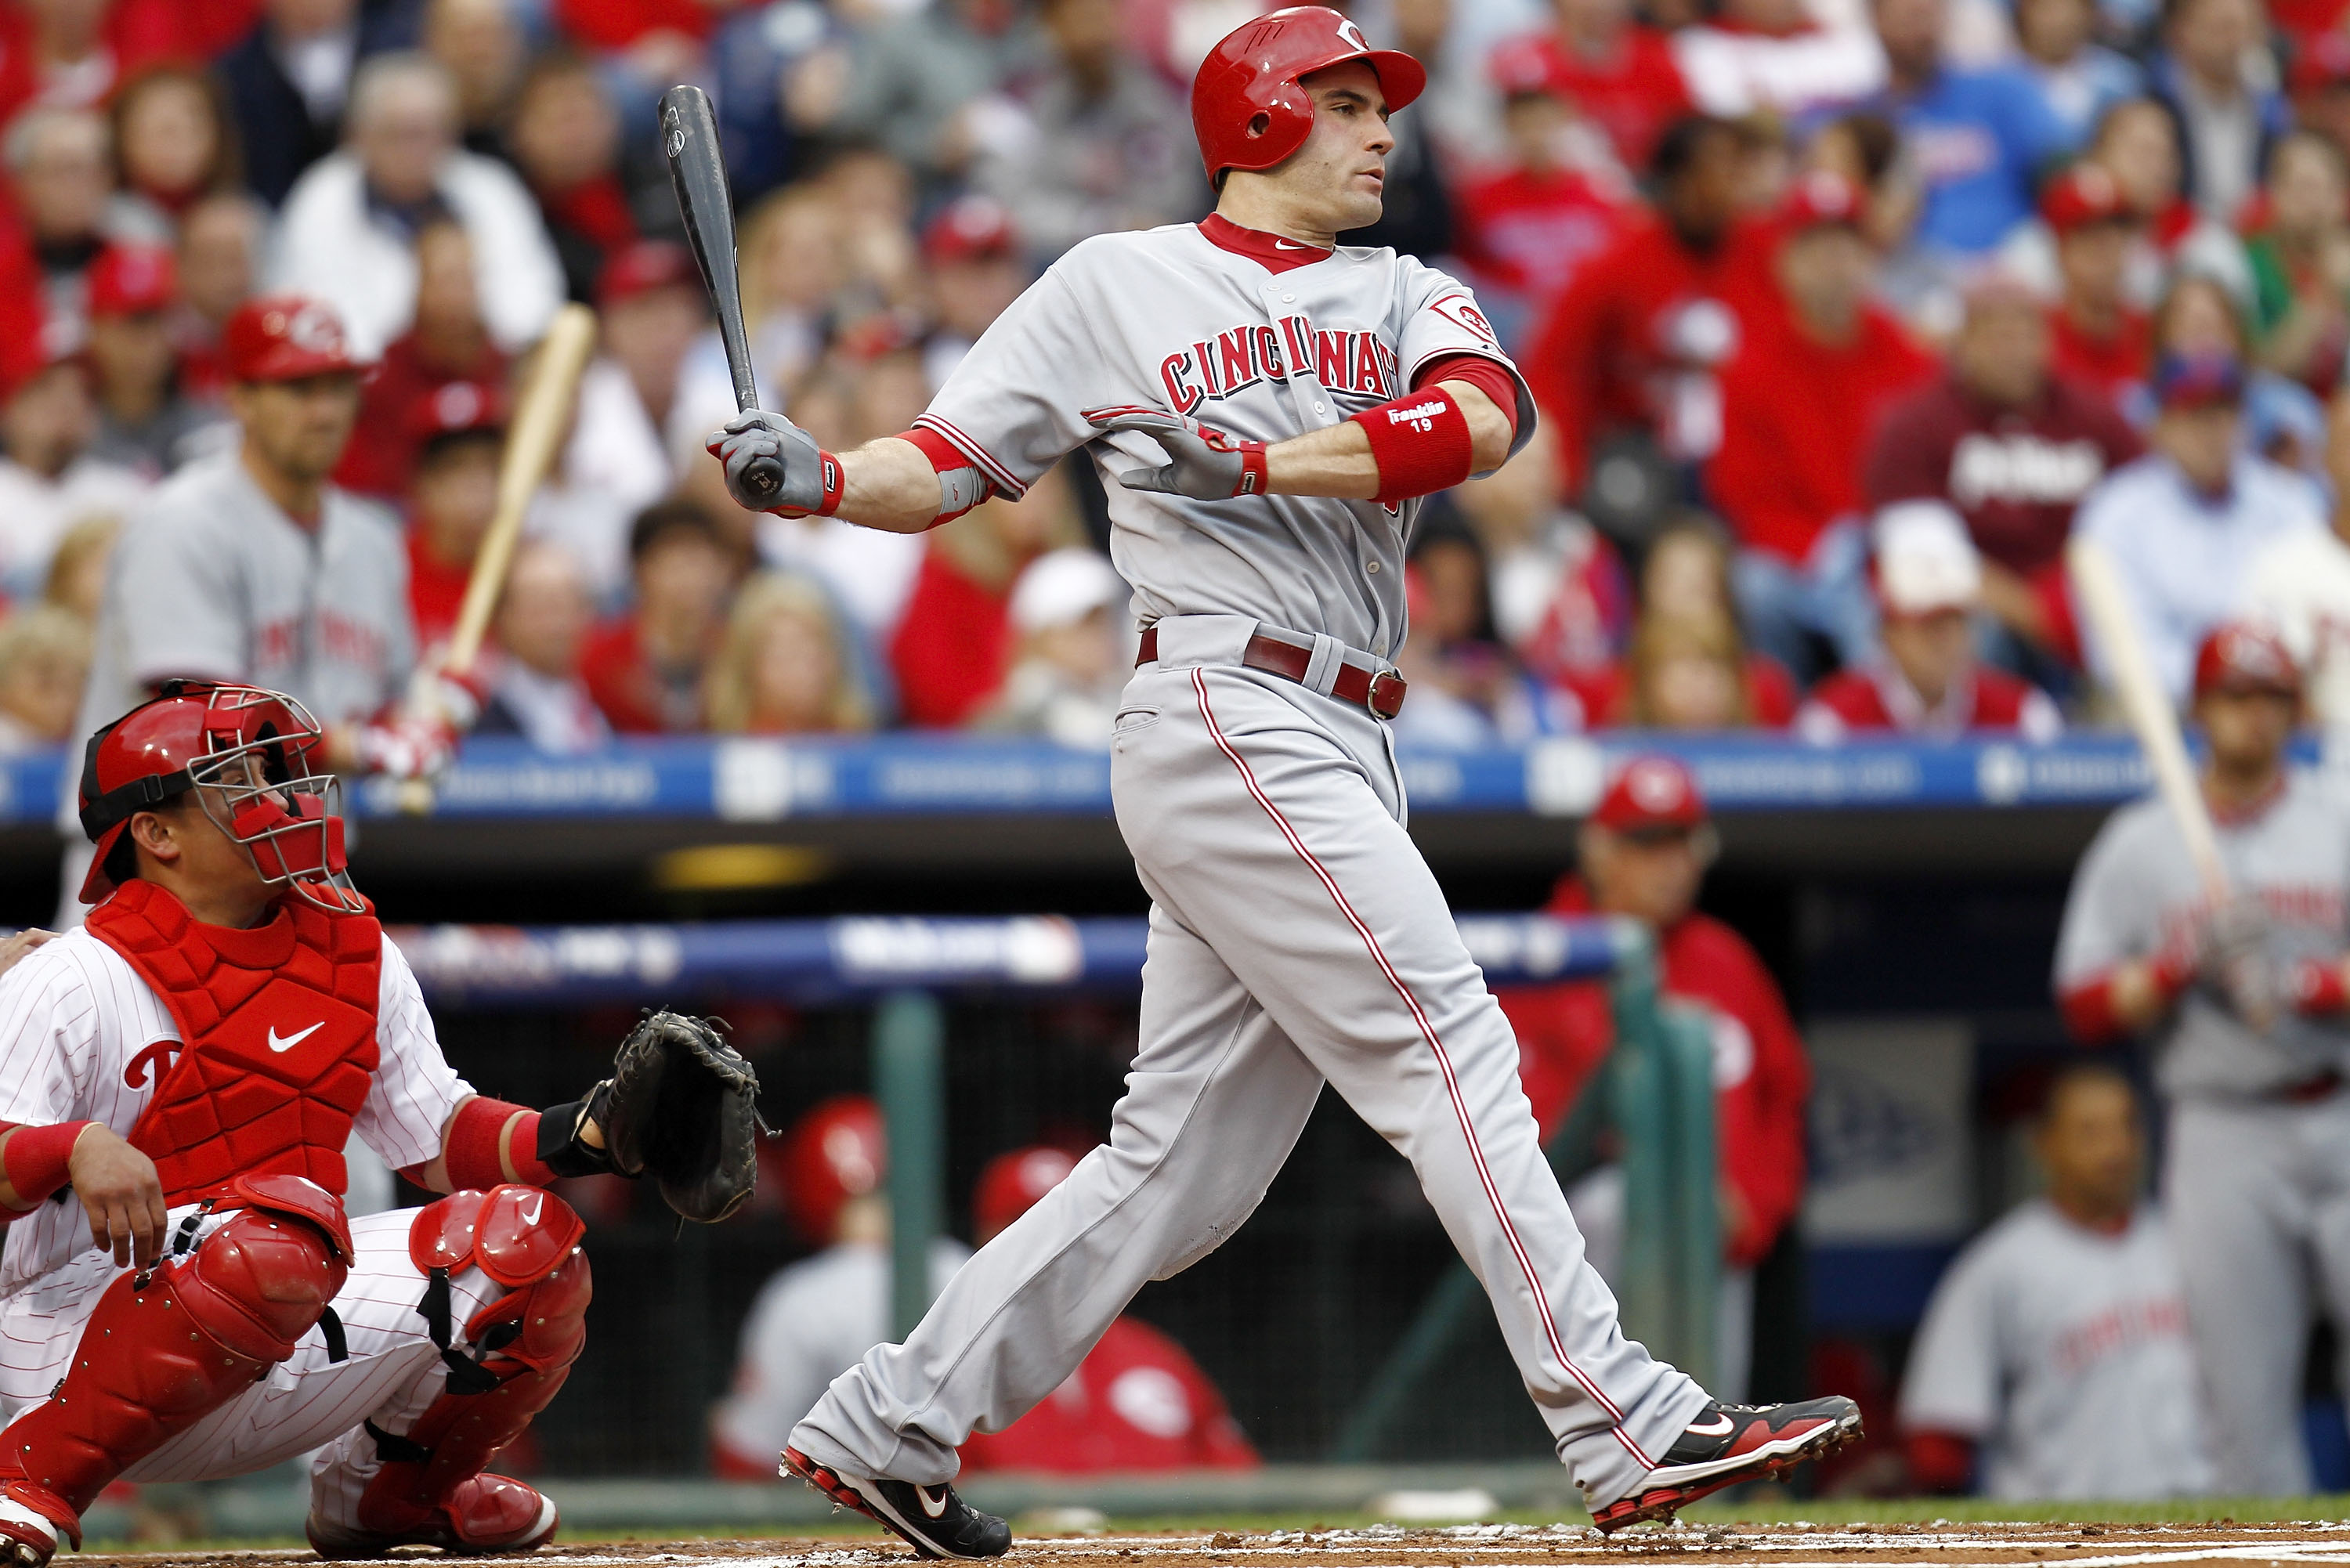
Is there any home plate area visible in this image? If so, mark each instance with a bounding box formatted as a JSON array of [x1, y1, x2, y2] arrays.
[[73, 1522, 2350, 1568]]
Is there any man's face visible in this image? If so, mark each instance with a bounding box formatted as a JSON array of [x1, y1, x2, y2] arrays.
[[2016, 0, 2093, 62], [497, 547, 592, 677], [0, 649, 81, 741], [1666, 128, 1748, 237], [13, 115, 110, 246], [411, 224, 479, 339], [88, 313, 176, 406], [2, 363, 96, 478], [510, 69, 617, 193], [230, 373, 363, 484], [177, 198, 256, 325], [1583, 823, 1706, 929], [2170, 0, 2256, 82], [266, 0, 358, 40], [1261, 62, 1394, 235], [602, 286, 706, 403], [637, 535, 733, 634], [2057, 220, 2134, 305], [2156, 400, 2240, 492], [1882, 608, 1975, 703], [1954, 297, 2049, 406], [1775, 224, 1873, 334], [1043, 0, 1121, 71], [356, 84, 453, 207], [2036, 1075, 2142, 1219], [1873, 0, 1946, 74], [2197, 685, 2297, 771], [136, 755, 279, 907], [931, 254, 1025, 339], [411, 436, 500, 559]]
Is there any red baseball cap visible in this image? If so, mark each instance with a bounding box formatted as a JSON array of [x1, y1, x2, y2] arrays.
[[405, 378, 505, 443], [779, 1095, 884, 1242], [973, 1145, 1079, 1239], [1592, 755, 1708, 833], [1778, 168, 1866, 233], [222, 295, 360, 383], [2193, 622, 2300, 698], [87, 244, 177, 317], [2292, 30, 2350, 94], [921, 195, 1017, 266], [596, 240, 700, 312], [2040, 163, 2134, 232], [1488, 36, 1561, 99]]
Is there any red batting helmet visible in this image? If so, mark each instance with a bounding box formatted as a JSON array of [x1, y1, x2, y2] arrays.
[[973, 1145, 1079, 1241], [1192, 7, 1427, 181], [222, 295, 360, 383], [780, 1095, 885, 1242], [78, 681, 360, 912], [2193, 622, 2300, 699]]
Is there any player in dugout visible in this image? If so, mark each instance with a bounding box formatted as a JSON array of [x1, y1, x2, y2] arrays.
[[2055, 621, 2350, 1496], [0, 681, 757, 1566]]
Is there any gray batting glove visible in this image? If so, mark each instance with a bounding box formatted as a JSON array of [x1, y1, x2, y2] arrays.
[[2204, 896, 2280, 1031], [1086, 408, 1267, 500], [705, 409, 830, 514]]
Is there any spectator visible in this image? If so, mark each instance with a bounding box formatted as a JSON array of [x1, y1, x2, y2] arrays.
[[83, 245, 227, 479], [1865, 0, 2070, 260], [271, 52, 566, 359], [554, 0, 732, 88], [920, 195, 1029, 389], [956, 1146, 1260, 1473], [2075, 353, 2325, 702], [2148, 271, 2326, 471], [105, 65, 244, 247], [2239, 388, 2350, 728], [820, 147, 924, 320], [1709, 170, 1937, 681], [218, 0, 418, 209], [707, 0, 857, 202], [1900, 1066, 2211, 1499], [477, 540, 612, 754], [535, 240, 705, 601], [2245, 131, 2350, 396], [1394, 515, 1579, 745], [1497, 756, 1810, 1398], [1607, 605, 1788, 727], [2052, 620, 2348, 1496], [979, 547, 1130, 747], [2081, 97, 2253, 302], [704, 570, 877, 735], [677, 183, 841, 421], [402, 379, 503, 651], [5, 107, 111, 327], [1865, 275, 2143, 676], [0, 605, 89, 755], [421, 0, 522, 161], [508, 49, 642, 306], [174, 192, 264, 399], [1524, 114, 1774, 495], [1517, 0, 1695, 172], [834, 0, 1038, 182], [891, 468, 1079, 729], [0, 349, 147, 602], [2041, 164, 2156, 406], [2012, 0, 2143, 146], [2289, 33, 2350, 170], [1451, 42, 1632, 345], [1452, 424, 1632, 693], [1670, 0, 1889, 121], [973, 0, 1199, 266], [1333, 0, 1455, 265], [1798, 502, 2065, 741], [582, 500, 736, 734], [42, 511, 116, 623], [333, 219, 506, 499], [2148, 0, 2290, 222], [709, 1098, 971, 1481]]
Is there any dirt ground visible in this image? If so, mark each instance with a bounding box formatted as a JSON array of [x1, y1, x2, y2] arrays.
[[71, 1521, 2350, 1568]]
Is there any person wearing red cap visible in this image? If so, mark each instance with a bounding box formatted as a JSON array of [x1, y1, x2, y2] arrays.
[[0, 342, 148, 606], [2038, 163, 2156, 409], [710, 1098, 971, 1480], [84, 244, 227, 480], [1708, 168, 1937, 681], [920, 197, 1031, 392], [1509, 0, 1694, 172], [403, 381, 507, 651], [333, 222, 512, 501], [2053, 619, 2350, 1494], [1496, 756, 1811, 1401], [959, 1145, 1259, 1475]]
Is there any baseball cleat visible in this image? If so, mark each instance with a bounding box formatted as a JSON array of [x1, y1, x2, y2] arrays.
[[306, 1473, 559, 1557], [1590, 1396, 1862, 1533], [0, 1492, 60, 1568], [781, 1445, 1010, 1560]]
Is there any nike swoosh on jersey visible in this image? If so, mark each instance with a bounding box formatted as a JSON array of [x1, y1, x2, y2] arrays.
[[1273, 239, 1313, 251], [266, 1021, 325, 1053], [916, 1486, 949, 1519]]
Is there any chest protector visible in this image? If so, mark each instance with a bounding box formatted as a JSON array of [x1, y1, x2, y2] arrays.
[[89, 879, 383, 1205]]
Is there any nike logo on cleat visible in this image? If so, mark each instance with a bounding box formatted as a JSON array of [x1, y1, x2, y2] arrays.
[[267, 1021, 324, 1053], [917, 1487, 949, 1519], [1685, 1414, 1734, 1436]]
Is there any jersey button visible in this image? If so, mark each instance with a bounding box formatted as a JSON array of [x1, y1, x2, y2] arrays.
[[1314, 402, 1327, 414], [1282, 294, 1296, 303], [1366, 561, 1381, 573]]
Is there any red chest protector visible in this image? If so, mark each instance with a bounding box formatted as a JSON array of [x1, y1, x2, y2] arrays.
[[88, 879, 384, 1205]]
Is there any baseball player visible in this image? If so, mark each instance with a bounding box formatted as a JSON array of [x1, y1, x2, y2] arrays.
[[707, 9, 1858, 1551], [2055, 623, 2350, 1494], [0, 681, 734, 1566]]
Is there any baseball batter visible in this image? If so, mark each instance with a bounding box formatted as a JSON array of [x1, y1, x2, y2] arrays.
[[707, 9, 1857, 1552], [2055, 623, 2350, 1494], [0, 682, 747, 1566]]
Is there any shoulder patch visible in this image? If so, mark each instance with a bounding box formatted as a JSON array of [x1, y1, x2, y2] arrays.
[[1428, 295, 1500, 348]]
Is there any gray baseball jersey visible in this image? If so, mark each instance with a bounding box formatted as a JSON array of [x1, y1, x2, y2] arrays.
[[790, 221, 1711, 1515], [2053, 772, 2350, 1100], [910, 222, 1535, 659], [1899, 1199, 2212, 1499]]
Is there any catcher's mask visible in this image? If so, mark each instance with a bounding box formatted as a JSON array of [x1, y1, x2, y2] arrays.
[[78, 681, 362, 914]]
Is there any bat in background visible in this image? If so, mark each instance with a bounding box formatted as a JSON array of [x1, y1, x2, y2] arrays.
[[660, 83, 784, 506]]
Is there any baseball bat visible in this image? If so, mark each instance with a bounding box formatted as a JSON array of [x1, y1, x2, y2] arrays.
[[2066, 533, 2231, 902], [660, 83, 784, 505]]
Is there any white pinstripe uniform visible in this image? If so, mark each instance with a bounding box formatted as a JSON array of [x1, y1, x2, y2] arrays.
[[0, 928, 495, 1530], [788, 222, 1712, 1510]]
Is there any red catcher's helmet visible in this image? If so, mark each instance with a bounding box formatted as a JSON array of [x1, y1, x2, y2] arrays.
[[2193, 622, 2301, 699], [77, 681, 360, 911], [1191, 7, 1427, 182], [973, 1146, 1079, 1240], [780, 1095, 885, 1242]]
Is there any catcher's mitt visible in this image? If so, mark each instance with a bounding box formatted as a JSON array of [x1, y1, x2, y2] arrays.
[[599, 1012, 764, 1222]]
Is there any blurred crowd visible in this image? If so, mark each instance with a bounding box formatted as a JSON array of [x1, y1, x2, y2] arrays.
[[7, 0, 2350, 756]]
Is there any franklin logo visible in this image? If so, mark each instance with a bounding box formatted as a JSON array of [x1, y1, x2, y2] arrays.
[[1386, 399, 1445, 432]]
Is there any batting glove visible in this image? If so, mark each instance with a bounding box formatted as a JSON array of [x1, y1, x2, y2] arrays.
[[705, 410, 842, 516], [355, 714, 458, 783], [1086, 406, 1268, 500], [2202, 896, 2279, 1031]]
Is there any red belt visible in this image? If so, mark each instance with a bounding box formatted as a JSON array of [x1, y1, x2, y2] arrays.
[[2280, 1070, 2343, 1104], [1137, 627, 1408, 719]]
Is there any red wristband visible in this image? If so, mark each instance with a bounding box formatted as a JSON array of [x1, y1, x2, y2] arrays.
[[1236, 441, 1268, 497], [4, 1121, 92, 1207], [1351, 386, 1473, 504], [2149, 945, 2196, 1000], [2294, 957, 2349, 1015], [816, 450, 844, 517], [442, 1097, 555, 1190]]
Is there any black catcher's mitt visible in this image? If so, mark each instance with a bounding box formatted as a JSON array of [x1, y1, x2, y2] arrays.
[[598, 1012, 763, 1222]]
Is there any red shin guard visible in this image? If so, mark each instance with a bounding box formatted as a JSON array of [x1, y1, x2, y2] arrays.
[[0, 1199, 347, 1545], [355, 1187, 590, 1537]]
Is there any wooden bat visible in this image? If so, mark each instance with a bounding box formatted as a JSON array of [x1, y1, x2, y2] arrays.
[[2066, 533, 2230, 903], [660, 82, 784, 505]]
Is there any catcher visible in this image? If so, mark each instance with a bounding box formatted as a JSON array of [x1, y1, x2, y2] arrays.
[[0, 682, 760, 1566]]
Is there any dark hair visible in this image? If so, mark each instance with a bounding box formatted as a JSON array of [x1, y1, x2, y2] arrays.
[[415, 425, 502, 469], [627, 498, 725, 565], [1828, 113, 1902, 185], [2038, 1060, 2138, 1125], [1648, 114, 1747, 186]]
